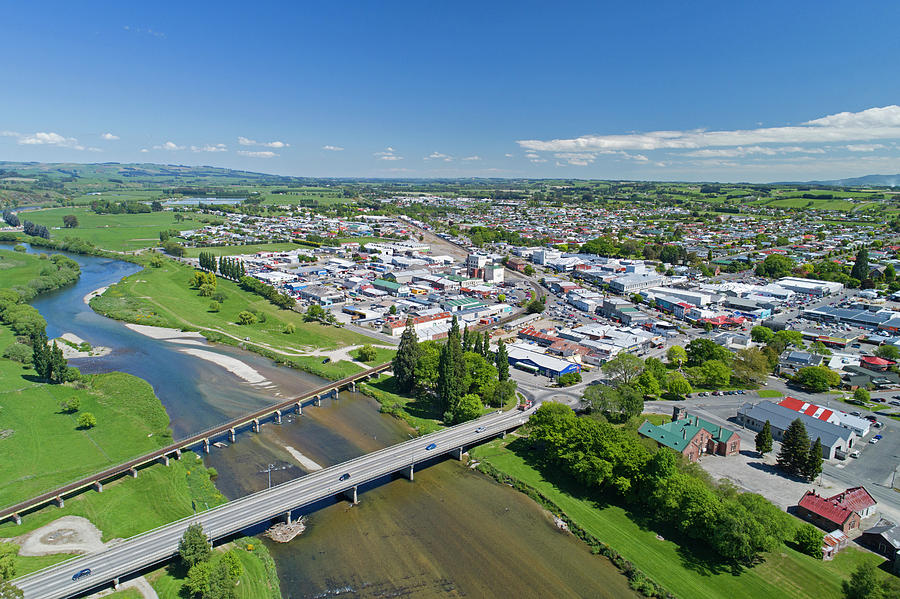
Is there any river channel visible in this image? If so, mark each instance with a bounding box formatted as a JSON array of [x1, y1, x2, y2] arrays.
[[11, 244, 634, 598]]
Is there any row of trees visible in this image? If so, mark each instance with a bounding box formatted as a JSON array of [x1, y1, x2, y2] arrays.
[[31, 332, 69, 383], [238, 275, 294, 310], [1, 209, 19, 227], [178, 524, 243, 599], [22, 220, 49, 239], [218, 257, 246, 280], [392, 316, 515, 424]]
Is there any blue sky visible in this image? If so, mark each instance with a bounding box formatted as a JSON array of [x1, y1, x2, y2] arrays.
[[2, 1, 900, 182]]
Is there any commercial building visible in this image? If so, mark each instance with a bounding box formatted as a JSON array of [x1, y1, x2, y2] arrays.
[[736, 401, 857, 459], [506, 343, 581, 379], [776, 277, 844, 296], [778, 397, 871, 436]]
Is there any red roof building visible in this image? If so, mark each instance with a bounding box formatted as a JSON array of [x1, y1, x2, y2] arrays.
[[860, 356, 895, 372], [778, 397, 834, 422], [796, 486, 877, 534]]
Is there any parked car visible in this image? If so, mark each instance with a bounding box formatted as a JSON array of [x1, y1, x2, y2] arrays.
[[850, 450, 861, 458], [869, 437, 880, 444]]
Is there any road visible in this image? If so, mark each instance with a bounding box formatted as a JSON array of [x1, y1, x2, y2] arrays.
[[13, 408, 532, 599]]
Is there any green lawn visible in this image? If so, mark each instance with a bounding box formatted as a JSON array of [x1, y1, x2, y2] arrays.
[[0, 248, 49, 287], [641, 413, 671, 426], [0, 360, 173, 508], [358, 375, 443, 434], [350, 346, 396, 365], [471, 438, 893, 599], [22, 207, 198, 252], [756, 389, 785, 398], [90, 258, 372, 355], [183, 243, 300, 257]]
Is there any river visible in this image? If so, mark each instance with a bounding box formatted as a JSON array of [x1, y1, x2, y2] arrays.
[[11, 244, 634, 598]]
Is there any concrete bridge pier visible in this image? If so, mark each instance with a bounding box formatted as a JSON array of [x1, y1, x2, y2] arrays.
[[113, 578, 119, 590], [129, 468, 138, 478], [12, 514, 21, 525], [452, 447, 464, 461], [285, 511, 292, 525], [343, 486, 358, 505], [229, 428, 236, 443], [159, 455, 170, 466], [401, 464, 414, 481], [275, 410, 282, 424], [295, 402, 303, 415], [202, 439, 210, 454], [350, 381, 356, 392], [55, 496, 64, 508], [93, 481, 103, 493], [501, 431, 507, 439], [314, 395, 321, 407], [175, 449, 182, 460], [252, 419, 260, 433]]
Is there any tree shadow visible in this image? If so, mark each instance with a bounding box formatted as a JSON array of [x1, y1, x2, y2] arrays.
[[746, 460, 809, 483]]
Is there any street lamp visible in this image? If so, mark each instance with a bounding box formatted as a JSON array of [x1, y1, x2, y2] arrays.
[[258, 463, 291, 489]]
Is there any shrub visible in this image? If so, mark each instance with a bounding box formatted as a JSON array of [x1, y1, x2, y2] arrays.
[[3, 342, 32, 364], [60, 397, 80, 413], [76, 412, 97, 429]]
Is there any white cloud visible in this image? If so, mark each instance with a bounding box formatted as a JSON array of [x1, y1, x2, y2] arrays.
[[153, 141, 184, 151], [375, 148, 403, 161], [504, 153, 514, 158], [322, 145, 344, 151], [684, 145, 826, 158], [462, 155, 481, 161], [425, 151, 452, 162], [238, 136, 289, 148], [237, 150, 277, 158], [845, 143, 886, 152], [553, 150, 650, 166], [18, 132, 85, 150], [191, 144, 227, 153], [101, 132, 119, 141], [0, 131, 19, 137], [518, 105, 900, 154], [140, 148, 149, 153]]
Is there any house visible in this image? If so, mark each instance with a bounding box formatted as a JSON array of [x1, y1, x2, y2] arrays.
[[777, 350, 824, 375], [796, 486, 877, 534], [860, 519, 900, 572], [637, 407, 740, 463], [797, 491, 861, 534], [822, 530, 850, 560]]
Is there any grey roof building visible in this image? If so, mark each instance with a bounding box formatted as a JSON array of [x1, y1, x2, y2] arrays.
[[737, 401, 857, 459]]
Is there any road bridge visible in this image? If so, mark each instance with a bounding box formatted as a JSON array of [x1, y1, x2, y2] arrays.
[[0, 362, 391, 526], [13, 407, 532, 599]]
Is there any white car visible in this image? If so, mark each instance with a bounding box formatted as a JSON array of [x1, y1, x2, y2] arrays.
[[869, 437, 879, 445]]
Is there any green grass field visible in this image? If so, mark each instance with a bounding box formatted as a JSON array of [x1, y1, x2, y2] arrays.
[[0, 359, 172, 508], [359, 374, 443, 434], [757, 389, 785, 398], [183, 242, 300, 257], [22, 207, 198, 252], [0, 248, 50, 286], [471, 438, 893, 599], [351, 346, 396, 365]]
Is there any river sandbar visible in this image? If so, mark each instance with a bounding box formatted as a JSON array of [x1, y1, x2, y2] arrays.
[[177, 347, 269, 384]]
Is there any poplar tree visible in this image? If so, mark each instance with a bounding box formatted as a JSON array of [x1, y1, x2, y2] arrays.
[[804, 438, 823, 481], [496, 338, 509, 382], [437, 316, 465, 415], [392, 318, 420, 393], [31, 332, 51, 380]]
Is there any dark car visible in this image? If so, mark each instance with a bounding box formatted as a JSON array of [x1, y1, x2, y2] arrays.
[[72, 568, 92, 581], [322, 357, 330, 364], [339, 473, 350, 481], [425, 443, 437, 451]]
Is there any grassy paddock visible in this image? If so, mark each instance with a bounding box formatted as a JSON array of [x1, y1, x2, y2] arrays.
[[358, 374, 443, 434]]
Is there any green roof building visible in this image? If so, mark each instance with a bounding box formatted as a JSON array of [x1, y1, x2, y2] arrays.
[[638, 408, 741, 463]]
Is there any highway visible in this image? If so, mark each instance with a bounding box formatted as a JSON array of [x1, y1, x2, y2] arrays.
[[13, 407, 532, 599]]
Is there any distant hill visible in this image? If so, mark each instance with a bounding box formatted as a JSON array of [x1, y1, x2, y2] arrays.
[[804, 174, 900, 187], [0, 161, 292, 185]]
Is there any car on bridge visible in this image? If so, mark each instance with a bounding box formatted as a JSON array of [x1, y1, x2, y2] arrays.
[[475, 426, 485, 433], [425, 443, 437, 451], [72, 568, 91, 581], [339, 473, 350, 481]]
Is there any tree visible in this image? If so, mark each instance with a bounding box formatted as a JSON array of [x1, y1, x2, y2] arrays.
[[220, 550, 243, 580], [49, 341, 67, 383], [850, 248, 869, 283], [842, 562, 884, 599], [666, 372, 692, 397], [437, 316, 466, 414], [698, 359, 730, 388], [750, 325, 775, 343], [523, 264, 535, 276], [179, 523, 211, 568], [76, 412, 97, 429], [305, 304, 325, 321], [393, 319, 420, 393], [732, 347, 770, 384], [451, 393, 484, 424], [389, 304, 397, 315], [634, 370, 660, 396], [206, 559, 238, 599], [208, 301, 220, 312], [413, 340, 441, 392], [854, 387, 871, 403], [0, 581, 23, 599], [755, 420, 773, 454], [792, 366, 839, 392], [525, 295, 545, 314], [60, 397, 80, 413], [491, 379, 517, 407], [62, 214, 78, 228], [666, 345, 687, 368], [794, 523, 823, 559], [185, 561, 212, 598], [777, 418, 810, 475], [149, 254, 163, 268], [495, 338, 509, 381], [810, 341, 832, 356], [357, 344, 377, 362], [885, 263, 896, 283], [0, 542, 17, 582], [686, 338, 731, 366], [804, 437, 823, 481], [601, 352, 644, 385], [755, 254, 794, 278], [874, 344, 900, 361], [237, 311, 257, 325], [283, 322, 295, 334], [583, 384, 643, 422], [557, 371, 582, 387], [774, 329, 804, 348]]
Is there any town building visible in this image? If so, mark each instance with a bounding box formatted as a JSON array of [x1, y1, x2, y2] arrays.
[[638, 408, 740, 462], [796, 486, 876, 534], [736, 401, 856, 459]]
